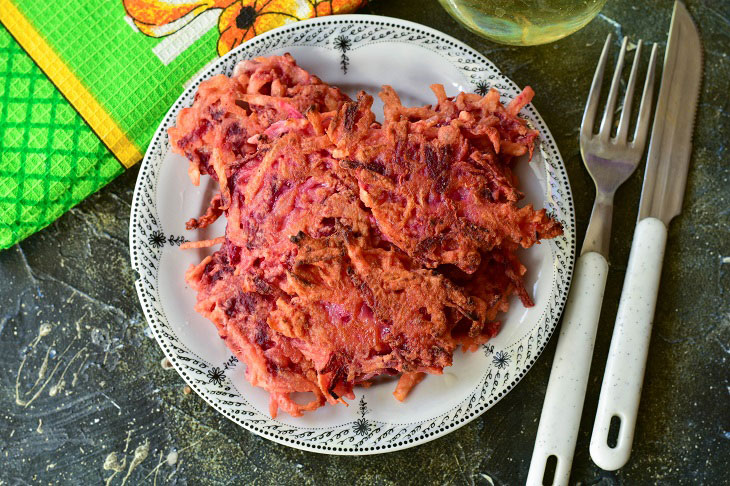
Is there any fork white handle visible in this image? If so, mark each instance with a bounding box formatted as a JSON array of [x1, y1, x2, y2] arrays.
[[590, 217, 667, 470], [526, 251, 608, 486]]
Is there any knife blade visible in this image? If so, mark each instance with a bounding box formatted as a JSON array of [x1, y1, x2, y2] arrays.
[[590, 0, 703, 471], [638, 0, 702, 224]]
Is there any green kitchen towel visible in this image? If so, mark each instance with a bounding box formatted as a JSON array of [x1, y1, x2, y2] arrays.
[[0, 27, 123, 248], [0, 0, 366, 249]]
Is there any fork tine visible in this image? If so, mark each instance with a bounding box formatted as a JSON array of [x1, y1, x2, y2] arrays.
[[615, 40, 643, 143], [632, 43, 659, 149], [598, 36, 629, 142], [581, 34, 612, 138]]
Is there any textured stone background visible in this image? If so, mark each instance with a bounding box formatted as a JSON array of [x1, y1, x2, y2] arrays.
[[1, 1, 728, 484]]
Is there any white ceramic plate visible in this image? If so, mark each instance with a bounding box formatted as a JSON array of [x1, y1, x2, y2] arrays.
[[130, 14, 576, 455]]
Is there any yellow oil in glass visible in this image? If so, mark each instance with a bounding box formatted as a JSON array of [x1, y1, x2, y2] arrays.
[[438, 0, 608, 46]]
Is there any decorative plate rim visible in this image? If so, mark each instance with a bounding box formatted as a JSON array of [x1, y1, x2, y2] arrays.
[[129, 14, 576, 455]]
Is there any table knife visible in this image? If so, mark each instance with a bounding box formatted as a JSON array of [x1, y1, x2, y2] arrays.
[[589, 0, 703, 471]]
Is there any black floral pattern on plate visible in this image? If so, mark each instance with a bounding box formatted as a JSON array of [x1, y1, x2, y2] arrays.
[[492, 351, 511, 370], [148, 230, 166, 248], [475, 80, 490, 96], [334, 35, 351, 74], [353, 418, 370, 436], [222, 355, 239, 371], [352, 396, 371, 435], [206, 367, 225, 386], [148, 230, 187, 248], [168, 234, 187, 246]]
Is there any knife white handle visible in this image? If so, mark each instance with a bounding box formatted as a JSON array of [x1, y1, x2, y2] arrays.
[[590, 217, 668, 471], [527, 251, 608, 486]]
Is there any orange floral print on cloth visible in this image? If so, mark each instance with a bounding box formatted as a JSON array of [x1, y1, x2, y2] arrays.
[[124, 0, 367, 56]]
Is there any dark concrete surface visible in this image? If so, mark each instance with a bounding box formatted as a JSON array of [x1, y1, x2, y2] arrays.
[[1, 1, 728, 484]]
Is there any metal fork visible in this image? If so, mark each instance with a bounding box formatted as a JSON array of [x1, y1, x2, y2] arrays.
[[526, 34, 659, 486]]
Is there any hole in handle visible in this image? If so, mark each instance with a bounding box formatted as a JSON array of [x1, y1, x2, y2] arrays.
[[542, 455, 558, 485], [608, 415, 621, 448]]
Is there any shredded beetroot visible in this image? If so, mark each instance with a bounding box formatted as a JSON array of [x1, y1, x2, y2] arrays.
[[169, 54, 562, 417]]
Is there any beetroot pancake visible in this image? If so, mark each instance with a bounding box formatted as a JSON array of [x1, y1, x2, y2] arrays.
[[169, 54, 562, 417]]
